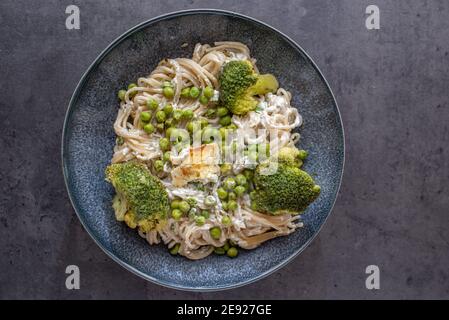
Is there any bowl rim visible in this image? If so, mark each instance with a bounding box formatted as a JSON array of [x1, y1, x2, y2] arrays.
[[61, 8, 345, 292]]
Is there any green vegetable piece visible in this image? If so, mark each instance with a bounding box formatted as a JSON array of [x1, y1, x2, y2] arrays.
[[195, 215, 206, 226], [234, 185, 246, 197], [163, 86, 174, 99], [140, 111, 151, 122], [143, 123, 155, 134], [223, 177, 236, 190], [228, 200, 238, 211], [118, 89, 126, 101], [171, 209, 183, 220], [163, 104, 173, 116], [221, 215, 232, 226], [235, 174, 247, 186], [146, 98, 159, 110], [169, 243, 180, 255], [154, 160, 164, 172], [214, 247, 226, 255], [105, 162, 169, 224], [218, 60, 278, 115], [204, 196, 216, 207], [210, 227, 222, 240], [189, 87, 200, 98], [217, 107, 229, 117], [182, 109, 194, 120], [203, 86, 214, 99], [180, 87, 190, 98], [219, 115, 232, 126], [199, 95, 209, 105], [179, 201, 190, 213], [227, 247, 238, 258], [217, 187, 228, 200], [155, 110, 166, 123]]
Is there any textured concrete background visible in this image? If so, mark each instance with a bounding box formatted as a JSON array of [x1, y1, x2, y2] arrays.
[[0, 0, 448, 299]]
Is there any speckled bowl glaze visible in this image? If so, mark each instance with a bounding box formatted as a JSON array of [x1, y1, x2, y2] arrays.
[[62, 9, 344, 291]]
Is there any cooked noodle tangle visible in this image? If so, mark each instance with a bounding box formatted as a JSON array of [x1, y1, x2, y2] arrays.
[[112, 42, 303, 260]]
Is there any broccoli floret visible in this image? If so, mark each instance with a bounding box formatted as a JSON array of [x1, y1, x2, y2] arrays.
[[277, 146, 303, 167], [219, 60, 279, 115], [250, 148, 320, 215], [105, 161, 169, 229]]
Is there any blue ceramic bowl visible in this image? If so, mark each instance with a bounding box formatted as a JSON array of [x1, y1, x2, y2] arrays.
[[62, 9, 344, 291]]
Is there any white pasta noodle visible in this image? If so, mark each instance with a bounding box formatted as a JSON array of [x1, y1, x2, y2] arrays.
[[111, 42, 304, 260]]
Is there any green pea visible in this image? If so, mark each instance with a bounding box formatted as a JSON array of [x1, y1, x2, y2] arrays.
[[235, 174, 247, 186], [163, 104, 173, 116], [180, 87, 190, 98], [163, 86, 174, 99], [217, 187, 228, 200], [203, 86, 214, 99], [221, 201, 229, 211], [163, 151, 171, 162], [143, 123, 155, 134], [189, 87, 200, 98], [243, 169, 254, 180], [182, 109, 194, 120], [116, 136, 124, 145], [165, 127, 174, 139], [298, 149, 308, 160], [217, 107, 229, 117], [234, 185, 246, 197], [228, 200, 238, 211], [199, 95, 209, 105], [227, 123, 238, 130], [220, 163, 232, 175], [118, 89, 126, 101], [223, 244, 230, 253], [221, 215, 232, 226], [188, 207, 198, 219], [173, 109, 183, 121], [128, 83, 137, 90], [219, 115, 232, 126], [214, 247, 226, 255], [201, 210, 210, 219], [224, 177, 236, 190], [156, 123, 165, 132], [313, 185, 321, 193], [204, 196, 216, 207], [227, 247, 238, 258], [200, 118, 209, 129], [171, 199, 180, 209], [155, 110, 166, 123], [154, 160, 164, 172], [205, 108, 217, 119], [171, 209, 182, 220], [179, 201, 190, 213], [165, 118, 174, 128], [169, 243, 180, 255], [195, 215, 206, 226], [140, 111, 151, 122], [209, 227, 222, 240], [146, 98, 159, 110], [162, 80, 172, 88], [186, 121, 195, 133], [159, 138, 170, 151], [187, 198, 197, 207], [228, 192, 237, 201]]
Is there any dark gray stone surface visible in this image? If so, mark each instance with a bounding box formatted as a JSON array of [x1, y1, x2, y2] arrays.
[[0, 0, 448, 299]]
